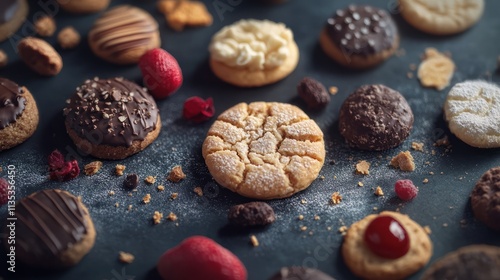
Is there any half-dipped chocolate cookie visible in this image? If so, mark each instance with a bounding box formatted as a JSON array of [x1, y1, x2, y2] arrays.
[[0, 0, 28, 42], [0, 78, 39, 151], [320, 5, 399, 69], [339, 84, 413, 151], [5, 189, 96, 269], [64, 77, 161, 160], [88, 5, 161, 64]]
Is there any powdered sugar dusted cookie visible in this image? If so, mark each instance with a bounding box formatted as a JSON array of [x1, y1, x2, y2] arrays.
[[202, 102, 325, 200], [444, 80, 500, 148]]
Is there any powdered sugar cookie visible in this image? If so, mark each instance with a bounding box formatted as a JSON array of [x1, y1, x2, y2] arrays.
[[444, 80, 500, 148], [202, 102, 325, 200]]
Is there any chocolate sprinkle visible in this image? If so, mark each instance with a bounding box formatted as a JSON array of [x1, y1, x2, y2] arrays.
[[0, 77, 26, 129]]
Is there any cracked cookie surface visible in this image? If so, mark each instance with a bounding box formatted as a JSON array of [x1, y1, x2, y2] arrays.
[[202, 102, 325, 199]]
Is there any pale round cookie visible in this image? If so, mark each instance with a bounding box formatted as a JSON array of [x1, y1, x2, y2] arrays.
[[444, 80, 500, 148], [0, 0, 28, 42], [202, 102, 325, 200], [399, 0, 484, 35], [342, 211, 432, 280], [209, 19, 299, 87], [57, 0, 110, 14], [0, 78, 39, 151], [88, 5, 161, 65]]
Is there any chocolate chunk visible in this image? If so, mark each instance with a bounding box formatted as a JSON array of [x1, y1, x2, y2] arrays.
[[124, 174, 139, 189], [421, 245, 500, 280], [470, 167, 500, 231], [269, 267, 335, 280], [339, 84, 413, 151], [297, 77, 330, 109], [0, 78, 26, 129], [228, 202, 275, 227]]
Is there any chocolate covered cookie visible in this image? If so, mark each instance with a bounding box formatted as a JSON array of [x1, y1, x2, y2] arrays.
[[269, 267, 335, 280], [5, 189, 96, 269], [0, 78, 39, 151], [320, 5, 399, 69], [339, 84, 413, 151], [0, 0, 28, 42], [421, 245, 500, 280], [471, 167, 500, 231], [64, 77, 161, 160]]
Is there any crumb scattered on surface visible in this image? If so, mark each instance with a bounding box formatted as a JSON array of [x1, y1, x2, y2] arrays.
[[300, 199, 307, 204], [407, 72, 414, 79], [424, 226, 432, 234], [417, 48, 455, 90], [170, 193, 178, 199], [58, 26, 80, 49], [84, 161, 103, 176], [145, 176, 156, 184], [298, 215, 304, 220], [443, 223, 448, 227], [128, 205, 133, 211], [390, 151, 416, 171], [114, 202, 119, 207], [319, 175, 325, 180], [355, 160, 370, 175], [411, 142, 424, 152], [338, 226, 348, 235], [429, 171, 435, 175], [373, 207, 378, 211], [35, 16, 56, 37], [157, 185, 165, 191], [250, 235, 259, 247], [435, 135, 450, 147], [314, 215, 320, 221], [409, 63, 417, 71], [374, 186, 384, 196], [115, 164, 126, 176], [300, 226, 307, 231], [327, 226, 332, 231], [167, 165, 186, 182], [329, 86, 338, 95], [157, 0, 213, 31], [167, 212, 178, 221], [143, 194, 151, 204], [108, 191, 115, 196], [423, 178, 429, 184], [153, 211, 163, 224], [118, 251, 135, 264], [193, 187, 203, 196], [358, 182, 364, 187], [330, 192, 342, 204], [0, 50, 7, 67]]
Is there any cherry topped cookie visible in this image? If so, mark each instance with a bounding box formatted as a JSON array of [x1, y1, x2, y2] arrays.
[[64, 77, 160, 160]]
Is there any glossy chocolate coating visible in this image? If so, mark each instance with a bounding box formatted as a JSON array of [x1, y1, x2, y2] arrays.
[[64, 77, 159, 147], [0, 0, 19, 24], [326, 5, 397, 56], [0, 77, 26, 129]]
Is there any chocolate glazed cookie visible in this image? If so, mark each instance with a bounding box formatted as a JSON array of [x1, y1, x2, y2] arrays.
[[339, 84, 413, 151], [471, 167, 500, 231]]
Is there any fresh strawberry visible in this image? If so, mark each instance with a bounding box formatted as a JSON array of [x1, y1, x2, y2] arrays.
[[157, 236, 247, 280], [139, 48, 183, 99], [0, 178, 9, 206]]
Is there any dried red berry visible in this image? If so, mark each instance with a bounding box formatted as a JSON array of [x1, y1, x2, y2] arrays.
[[182, 97, 215, 123], [48, 150, 80, 181], [394, 179, 418, 201], [48, 149, 65, 171], [364, 216, 410, 259]]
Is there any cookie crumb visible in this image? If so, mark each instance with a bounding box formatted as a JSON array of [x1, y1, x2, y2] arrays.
[[300, 199, 307, 205], [417, 48, 455, 90], [355, 160, 370, 175], [423, 178, 429, 184], [429, 171, 435, 175], [374, 186, 384, 196], [157, 185, 165, 191], [300, 226, 308, 231], [167, 165, 186, 182], [330, 192, 342, 204], [329, 86, 338, 95], [373, 207, 378, 211], [84, 161, 103, 176], [411, 142, 424, 152], [0, 50, 8, 67], [167, 212, 178, 221], [409, 63, 417, 71], [115, 164, 126, 176], [170, 193, 178, 199], [144, 176, 156, 184], [193, 187, 203, 196], [142, 194, 151, 204], [250, 235, 259, 247], [58, 26, 81, 49], [35, 16, 56, 37], [153, 211, 163, 224], [423, 225, 432, 234], [298, 215, 304, 220], [390, 151, 416, 172], [338, 226, 348, 235], [407, 72, 414, 79], [114, 202, 119, 207], [127, 205, 133, 211], [314, 215, 320, 221], [358, 182, 364, 187], [435, 135, 450, 147], [157, 0, 213, 31], [118, 251, 135, 264], [108, 191, 115, 196], [443, 223, 448, 227]]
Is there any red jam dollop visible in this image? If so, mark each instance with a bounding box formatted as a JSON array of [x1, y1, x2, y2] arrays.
[[363, 215, 410, 259]]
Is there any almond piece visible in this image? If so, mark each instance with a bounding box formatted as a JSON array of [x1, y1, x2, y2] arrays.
[[17, 37, 63, 76]]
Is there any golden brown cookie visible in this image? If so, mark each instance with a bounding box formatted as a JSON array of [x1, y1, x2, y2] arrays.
[[202, 102, 325, 200], [209, 19, 299, 87], [17, 37, 63, 76], [157, 0, 213, 31], [342, 211, 432, 280], [88, 5, 161, 65], [0, 78, 39, 151], [399, 0, 484, 35], [320, 5, 399, 69], [64, 77, 161, 160], [0, 0, 28, 42], [4, 189, 96, 269], [57, 0, 110, 14]]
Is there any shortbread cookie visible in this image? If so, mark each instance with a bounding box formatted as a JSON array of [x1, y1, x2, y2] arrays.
[[399, 0, 484, 35], [88, 5, 161, 64], [0, 78, 39, 151], [209, 19, 299, 87], [0, 0, 28, 42], [342, 211, 432, 280], [339, 84, 414, 151], [470, 167, 500, 231], [57, 0, 110, 14], [17, 37, 63, 76], [202, 102, 325, 200], [421, 245, 500, 280], [444, 80, 500, 148], [7, 189, 96, 268], [64, 77, 161, 160], [320, 5, 399, 69]]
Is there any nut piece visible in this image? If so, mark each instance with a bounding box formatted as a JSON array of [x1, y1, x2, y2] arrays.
[[228, 202, 276, 227], [167, 165, 186, 182], [17, 37, 63, 76], [390, 151, 416, 172], [297, 77, 330, 109], [58, 26, 81, 49], [330, 192, 342, 204], [35, 16, 56, 37], [118, 251, 135, 264], [115, 164, 126, 176], [84, 161, 103, 176]]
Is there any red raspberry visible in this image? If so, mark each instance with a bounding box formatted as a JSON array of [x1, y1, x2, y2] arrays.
[[394, 179, 418, 201], [0, 178, 9, 206], [157, 236, 247, 280], [48, 150, 80, 181], [139, 48, 183, 99], [48, 149, 65, 171], [182, 97, 215, 123]]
